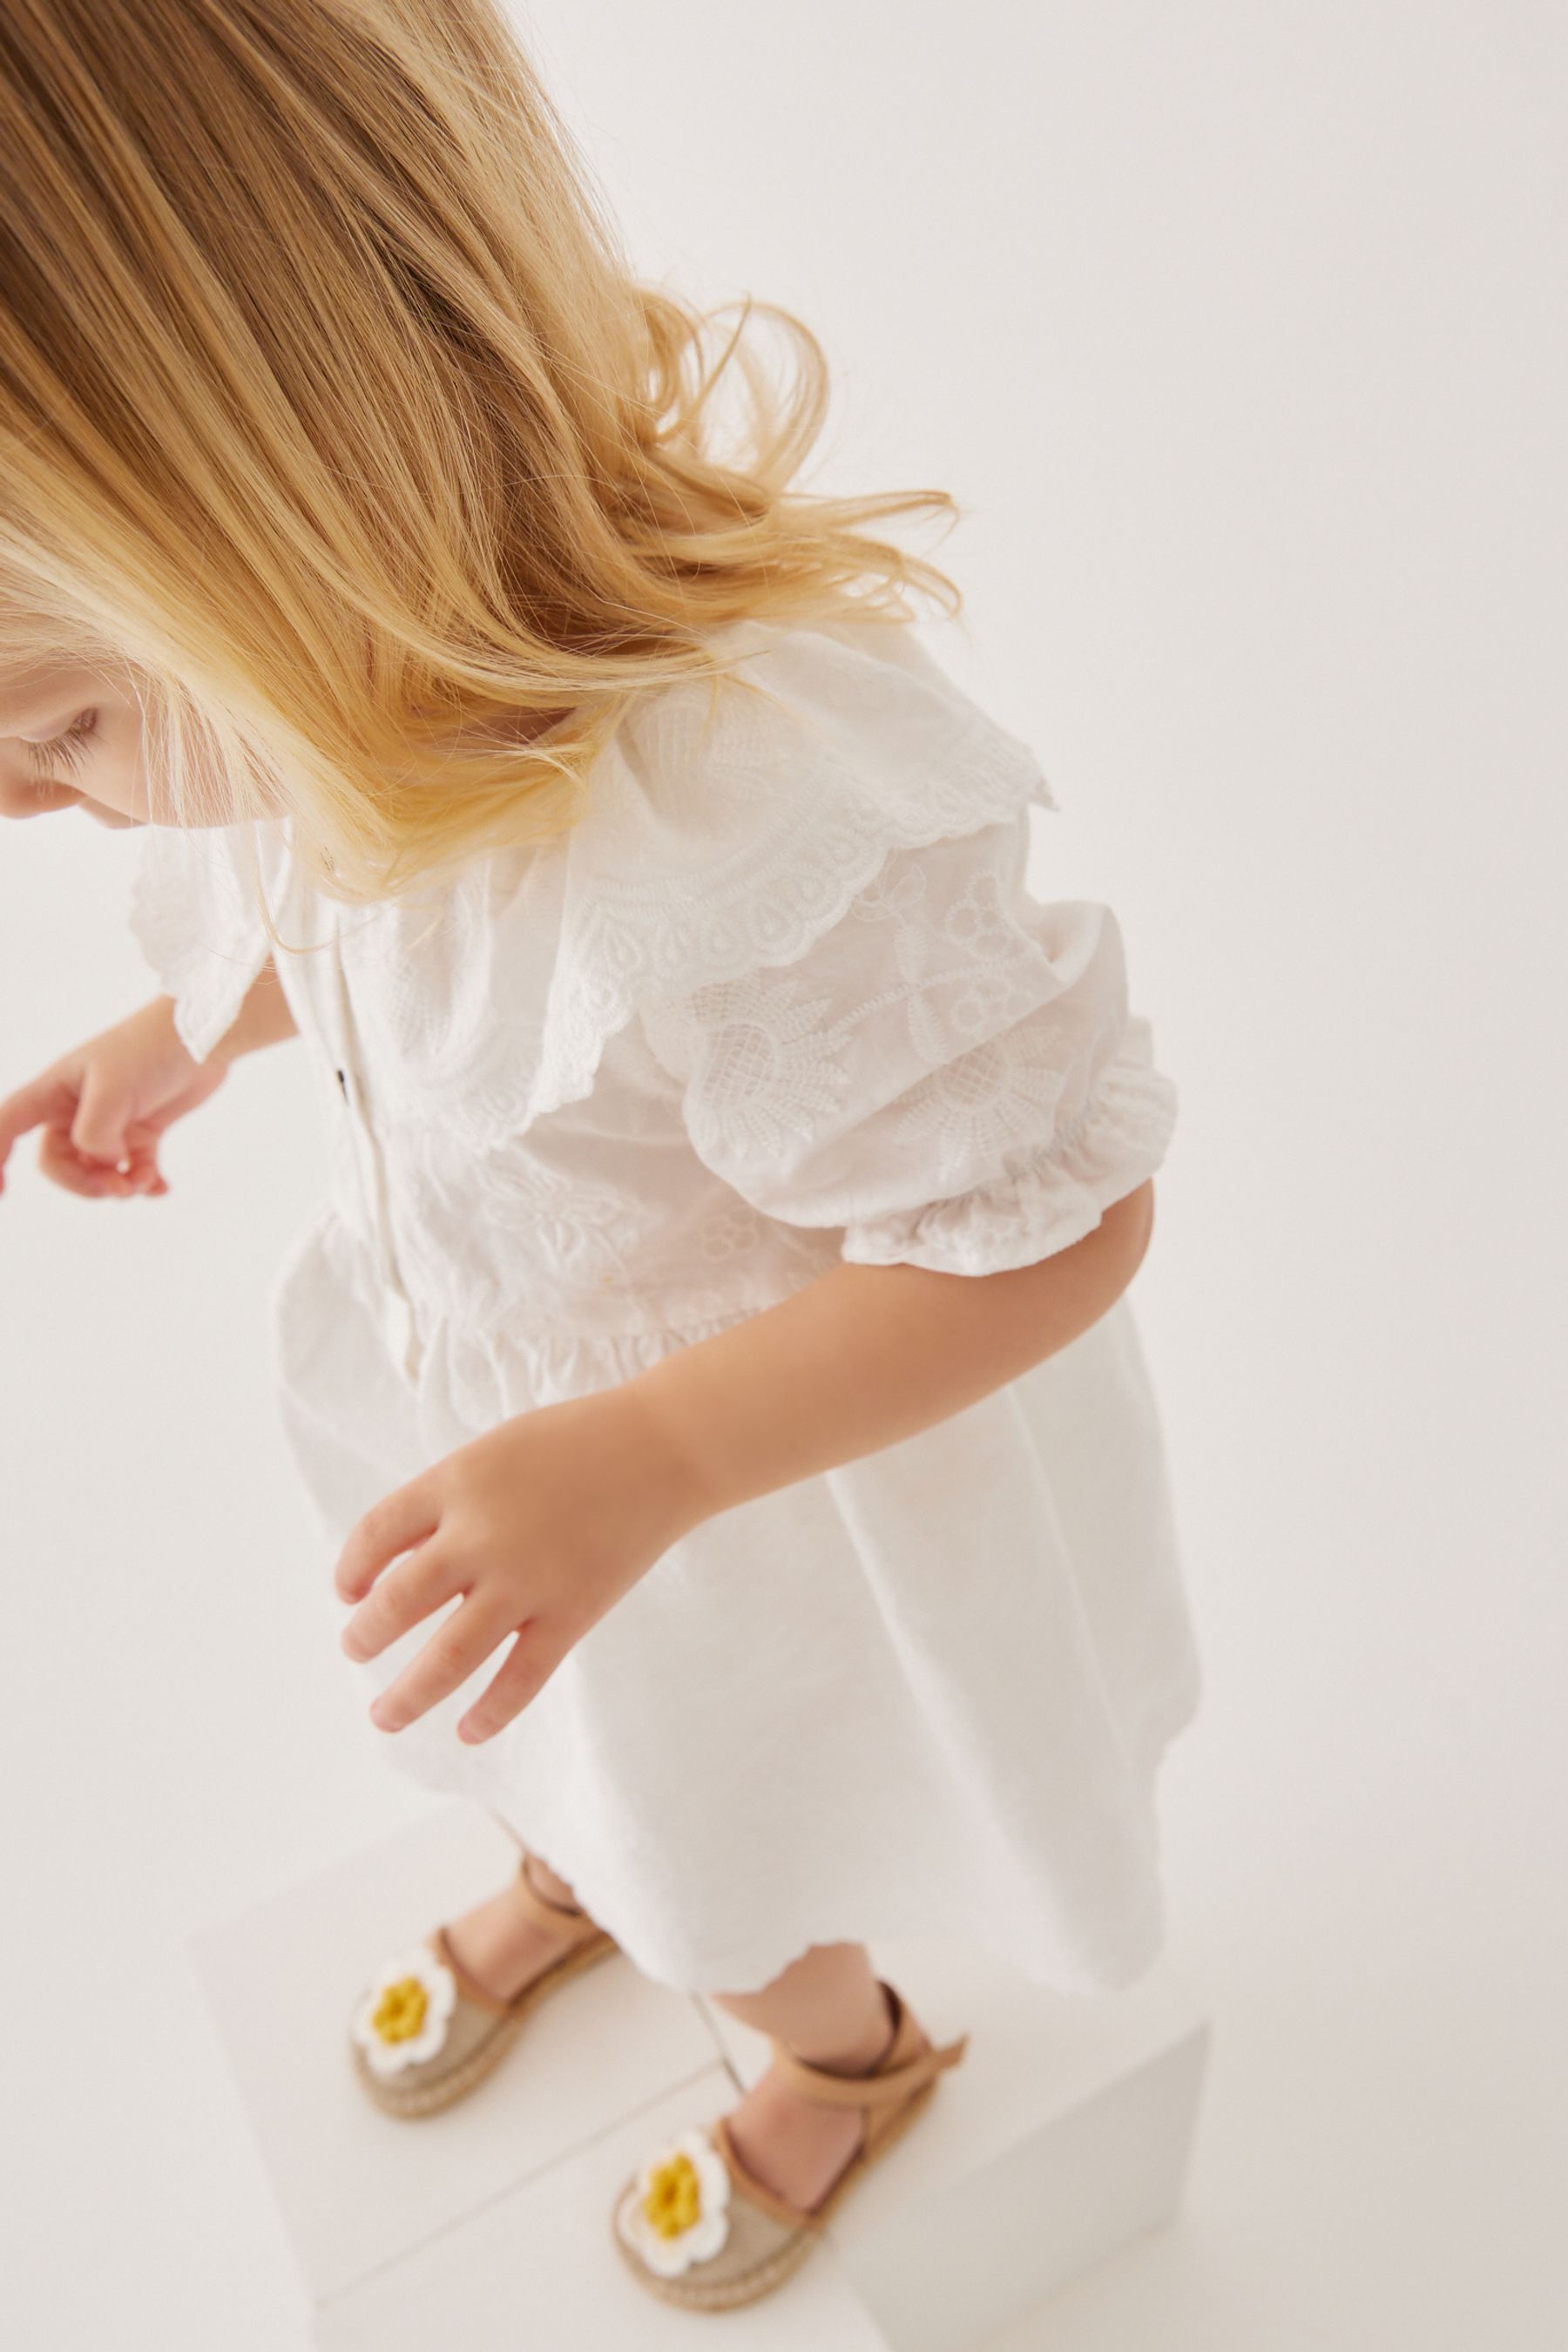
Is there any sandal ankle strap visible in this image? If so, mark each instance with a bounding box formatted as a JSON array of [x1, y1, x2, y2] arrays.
[[767, 1981, 969, 2111], [711, 2111, 836, 2235], [425, 1858, 599, 2017], [513, 1852, 594, 1935], [429, 1923, 516, 2017]]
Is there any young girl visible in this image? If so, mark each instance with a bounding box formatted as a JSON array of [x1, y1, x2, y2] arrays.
[[0, 2, 1200, 2313]]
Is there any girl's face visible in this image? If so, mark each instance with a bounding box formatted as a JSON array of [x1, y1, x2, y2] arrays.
[[2, 662, 571, 832], [0, 662, 151, 828]]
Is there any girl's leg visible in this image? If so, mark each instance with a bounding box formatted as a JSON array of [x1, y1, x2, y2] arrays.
[[443, 1841, 896, 2209], [443, 1824, 587, 2000], [710, 1943, 898, 2212], [443, 1832, 896, 2210], [518, 1851, 578, 1905]]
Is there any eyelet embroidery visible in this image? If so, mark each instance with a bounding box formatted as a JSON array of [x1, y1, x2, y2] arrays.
[[126, 629, 1175, 1339]]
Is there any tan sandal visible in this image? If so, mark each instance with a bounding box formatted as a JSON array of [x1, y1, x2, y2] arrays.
[[348, 1852, 618, 2119], [612, 1979, 968, 2310]]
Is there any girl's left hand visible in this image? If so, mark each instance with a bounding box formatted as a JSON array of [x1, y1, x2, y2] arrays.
[[333, 1382, 706, 1745]]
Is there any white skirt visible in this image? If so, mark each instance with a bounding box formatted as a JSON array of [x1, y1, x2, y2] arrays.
[[271, 1204, 1202, 1996]]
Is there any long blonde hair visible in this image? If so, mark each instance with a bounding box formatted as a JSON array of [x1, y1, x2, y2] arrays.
[[0, 0, 963, 910]]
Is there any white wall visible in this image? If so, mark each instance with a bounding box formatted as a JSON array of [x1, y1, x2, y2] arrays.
[[1, 5, 1562, 2343]]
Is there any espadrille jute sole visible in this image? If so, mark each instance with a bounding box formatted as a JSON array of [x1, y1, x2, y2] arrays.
[[611, 2076, 938, 2312], [354, 1930, 617, 2119]]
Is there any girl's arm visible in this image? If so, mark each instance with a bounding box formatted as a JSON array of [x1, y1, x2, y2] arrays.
[[207, 956, 299, 1064], [332, 1180, 1157, 1744], [624, 1179, 1157, 1521]]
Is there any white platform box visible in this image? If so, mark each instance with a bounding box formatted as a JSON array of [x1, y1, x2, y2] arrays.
[[190, 1806, 1208, 2350]]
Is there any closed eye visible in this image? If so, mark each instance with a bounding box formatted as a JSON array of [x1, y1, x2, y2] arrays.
[[22, 708, 98, 777]]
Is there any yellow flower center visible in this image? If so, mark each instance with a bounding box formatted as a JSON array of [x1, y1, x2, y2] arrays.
[[371, 1976, 429, 2044], [642, 2153, 703, 2240]]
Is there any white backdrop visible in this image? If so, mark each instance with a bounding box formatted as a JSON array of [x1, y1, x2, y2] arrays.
[[1, 4, 1562, 2344]]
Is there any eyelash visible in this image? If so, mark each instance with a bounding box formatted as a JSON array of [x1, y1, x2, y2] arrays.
[[23, 708, 98, 776]]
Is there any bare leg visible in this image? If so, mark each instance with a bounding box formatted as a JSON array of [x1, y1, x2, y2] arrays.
[[440, 1825, 896, 2215], [443, 1830, 588, 2004], [710, 1943, 898, 2212], [519, 1850, 579, 1906]]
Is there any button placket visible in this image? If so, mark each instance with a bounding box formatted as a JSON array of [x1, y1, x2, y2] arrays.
[[325, 909, 425, 1387]]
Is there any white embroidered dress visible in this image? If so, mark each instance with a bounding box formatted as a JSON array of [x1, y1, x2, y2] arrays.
[[127, 616, 1200, 1995]]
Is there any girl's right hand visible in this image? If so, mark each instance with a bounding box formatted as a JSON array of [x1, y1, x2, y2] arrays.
[[0, 995, 228, 1202]]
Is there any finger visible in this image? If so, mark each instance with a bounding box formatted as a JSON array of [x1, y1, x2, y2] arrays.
[[335, 1480, 443, 1603], [37, 1124, 143, 1199], [70, 1063, 134, 1166], [119, 1122, 169, 1194], [456, 1625, 563, 1746], [0, 1075, 73, 1194], [118, 1121, 170, 1191], [341, 1542, 463, 1664], [90, 1135, 163, 1190], [368, 1597, 516, 1734]]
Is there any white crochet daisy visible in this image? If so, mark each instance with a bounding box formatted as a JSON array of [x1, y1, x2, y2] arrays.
[[614, 2127, 733, 2277], [350, 1945, 458, 2078]]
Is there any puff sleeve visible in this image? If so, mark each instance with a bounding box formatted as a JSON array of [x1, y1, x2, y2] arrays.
[[125, 816, 291, 1064], [635, 806, 1178, 1278]]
